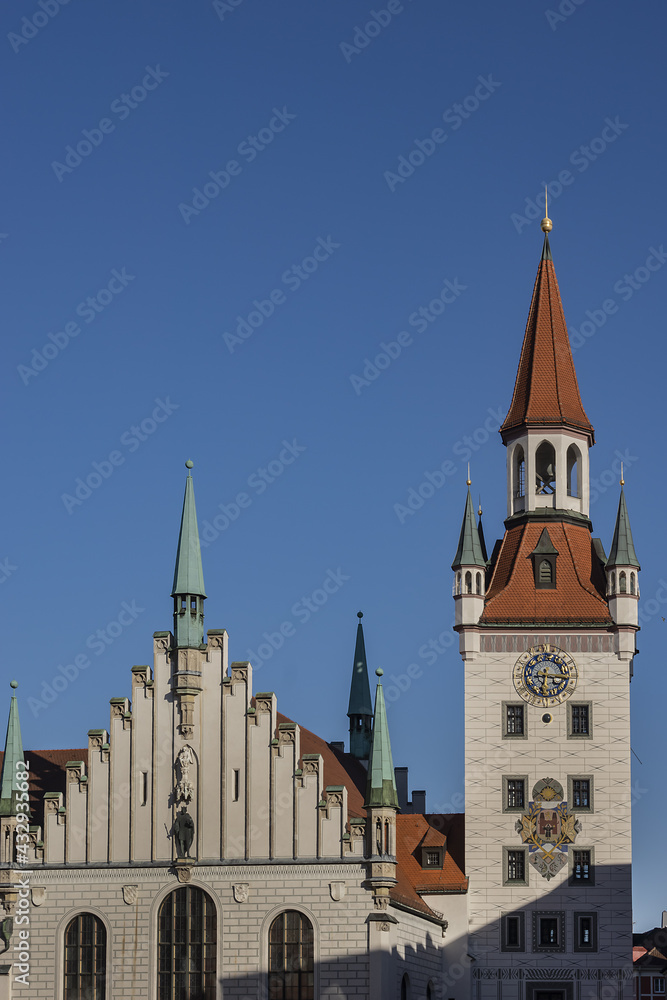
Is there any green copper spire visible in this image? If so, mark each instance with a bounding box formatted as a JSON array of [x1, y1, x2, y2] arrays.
[[348, 612, 373, 760], [364, 670, 399, 809], [0, 681, 25, 816], [452, 489, 486, 569], [172, 461, 206, 648], [607, 488, 640, 569]]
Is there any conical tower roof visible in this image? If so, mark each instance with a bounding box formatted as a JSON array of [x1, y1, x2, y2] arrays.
[[607, 488, 640, 569], [0, 681, 25, 816], [171, 462, 206, 598], [500, 234, 594, 444], [347, 613, 373, 718], [364, 671, 399, 809], [452, 489, 486, 569]]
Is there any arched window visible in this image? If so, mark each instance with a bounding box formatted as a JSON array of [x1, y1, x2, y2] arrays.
[[401, 973, 410, 1000], [476, 572, 482, 595], [64, 913, 106, 1000], [269, 911, 314, 1000], [427, 983, 435, 1000], [514, 446, 525, 498], [535, 442, 556, 495], [539, 560, 553, 584], [158, 887, 216, 1000], [630, 573, 636, 595], [610, 572, 616, 595], [619, 571, 627, 593], [567, 445, 581, 498], [455, 572, 461, 595], [465, 571, 472, 594]]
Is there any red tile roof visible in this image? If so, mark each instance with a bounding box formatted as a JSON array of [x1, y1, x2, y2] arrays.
[[501, 245, 594, 443], [480, 520, 611, 624], [392, 814, 468, 918]]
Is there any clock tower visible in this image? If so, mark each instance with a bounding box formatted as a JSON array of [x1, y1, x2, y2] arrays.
[[457, 215, 637, 1000]]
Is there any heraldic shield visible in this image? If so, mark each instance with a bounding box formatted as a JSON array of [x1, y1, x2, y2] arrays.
[[515, 777, 581, 880]]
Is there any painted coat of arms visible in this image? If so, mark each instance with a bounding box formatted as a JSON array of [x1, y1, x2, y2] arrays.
[[515, 777, 581, 880]]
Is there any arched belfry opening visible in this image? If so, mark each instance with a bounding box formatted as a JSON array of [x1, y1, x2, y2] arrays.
[[513, 445, 525, 499], [535, 441, 556, 496], [567, 444, 581, 498]]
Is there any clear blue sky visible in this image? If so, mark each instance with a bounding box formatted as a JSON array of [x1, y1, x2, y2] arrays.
[[2, 0, 665, 929]]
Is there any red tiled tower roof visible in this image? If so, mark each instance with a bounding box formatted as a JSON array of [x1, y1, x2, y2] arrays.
[[500, 235, 595, 444], [480, 520, 611, 625]]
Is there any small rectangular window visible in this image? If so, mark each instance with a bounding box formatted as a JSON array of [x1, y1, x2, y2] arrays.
[[141, 771, 148, 806], [507, 779, 525, 809], [426, 851, 440, 866], [572, 850, 591, 881], [654, 981, 665, 995], [506, 705, 524, 735], [533, 912, 564, 951], [539, 917, 559, 946], [507, 850, 525, 882], [501, 912, 525, 951], [572, 705, 589, 734], [233, 769, 240, 802], [573, 779, 590, 808], [574, 912, 597, 952]]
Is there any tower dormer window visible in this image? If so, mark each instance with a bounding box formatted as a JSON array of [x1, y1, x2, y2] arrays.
[[535, 441, 556, 495], [539, 560, 553, 584], [531, 528, 558, 589]]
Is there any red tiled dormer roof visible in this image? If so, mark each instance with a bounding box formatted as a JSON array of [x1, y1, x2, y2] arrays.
[[500, 237, 594, 444], [480, 520, 611, 625], [392, 814, 468, 919]]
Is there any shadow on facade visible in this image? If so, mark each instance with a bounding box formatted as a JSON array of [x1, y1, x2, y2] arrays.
[[210, 863, 633, 999]]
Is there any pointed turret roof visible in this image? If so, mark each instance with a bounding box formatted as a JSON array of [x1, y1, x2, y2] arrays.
[[364, 671, 399, 809], [477, 505, 488, 564], [0, 681, 24, 815], [171, 462, 206, 598], [607, 489, 640, 569], [452, 489, 486, 569], [347, 613, 373, 719], [500, 233, 594, 444], [531, 526, 559, 556]]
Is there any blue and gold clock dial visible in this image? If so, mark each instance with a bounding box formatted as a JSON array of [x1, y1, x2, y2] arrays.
[[512, 644, 578, 707]]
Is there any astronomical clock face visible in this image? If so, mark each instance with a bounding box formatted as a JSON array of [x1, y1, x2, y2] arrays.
[[512, 644, 578, 707]]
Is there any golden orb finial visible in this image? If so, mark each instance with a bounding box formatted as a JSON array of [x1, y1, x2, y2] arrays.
[[466, 463, 472, 487], [541, 185, 553, 233]]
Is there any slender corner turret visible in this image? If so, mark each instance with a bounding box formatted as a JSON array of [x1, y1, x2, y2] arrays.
[[172, 460, 206, 649], [606, 482, 640, 629], [0, 681, 26, 863], [364, 668, 399, 909], [452, 482, 486, 626], [347, 612, 373, 760]]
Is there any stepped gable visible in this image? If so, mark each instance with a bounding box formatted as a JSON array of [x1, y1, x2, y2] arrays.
[[276, 711, 367, 819], [480, 519, 611, 624]]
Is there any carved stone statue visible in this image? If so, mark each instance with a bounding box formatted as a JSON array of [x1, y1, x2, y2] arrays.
[[173, 806, 195, 858], [175, 745, 195, 804]]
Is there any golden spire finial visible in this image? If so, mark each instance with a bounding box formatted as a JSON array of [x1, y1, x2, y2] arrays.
[[466, 463, 471, 487], [478, 495, 483, 517], [620, 461, 625, 486], [541, 185, 553, 233]]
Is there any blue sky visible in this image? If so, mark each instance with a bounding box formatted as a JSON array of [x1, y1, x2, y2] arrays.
[[2, 0, 665, 928]]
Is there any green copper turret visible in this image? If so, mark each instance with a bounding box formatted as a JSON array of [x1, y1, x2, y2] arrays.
[[452, 488, 486, 570], [607, 488, 640, 570], [0, 681, 25, 816], [364, 670, 399, 809], [171, 461, 207, 648], [347, 612, 373, 760]]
